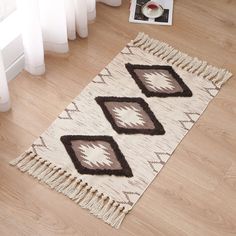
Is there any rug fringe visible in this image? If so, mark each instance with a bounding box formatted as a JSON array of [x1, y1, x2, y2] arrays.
[[132, 32, 232, 88], [10, 151, 128, 229]]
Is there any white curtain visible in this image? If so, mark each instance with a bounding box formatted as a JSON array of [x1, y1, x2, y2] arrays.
[[16, 0, 122, 75], [0, 0, 121, 112]]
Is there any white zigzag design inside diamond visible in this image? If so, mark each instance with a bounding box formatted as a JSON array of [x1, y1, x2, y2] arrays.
[[78, 143, 113, 167], [143, 71, 175, 92], [112, 105, 146, 128]]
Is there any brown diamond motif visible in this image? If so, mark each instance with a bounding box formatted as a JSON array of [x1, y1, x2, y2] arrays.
[[60, 135, 133, 177], [96, 96, 165, 135], [125, 63, 192, 97]]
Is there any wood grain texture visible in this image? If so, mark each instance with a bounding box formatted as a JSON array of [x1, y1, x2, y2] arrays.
[[0, 0, 236, 235]]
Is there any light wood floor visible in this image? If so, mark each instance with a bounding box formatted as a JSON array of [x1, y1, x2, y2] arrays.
[[1, 1, 236, 235]]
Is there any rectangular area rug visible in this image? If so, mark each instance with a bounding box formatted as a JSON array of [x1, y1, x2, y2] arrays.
[[10, 33, 232, 229]]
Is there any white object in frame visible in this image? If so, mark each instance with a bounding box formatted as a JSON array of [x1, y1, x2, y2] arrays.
[[129, 0, 173, 26]]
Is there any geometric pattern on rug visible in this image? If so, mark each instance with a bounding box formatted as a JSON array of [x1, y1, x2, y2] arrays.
[[58, 101, 80, 120], [60, 135, 133, 177], [125, 63, 193, 97], [148, 152, 170, 173], [95, 96, 165, 135], [31, 136, 48, 155], [204, 86, 219, 97], [117, 191, 141, 206], [120, 45, 136, 55], [179, 112, 200, 130], [92, 67, 112, 84]]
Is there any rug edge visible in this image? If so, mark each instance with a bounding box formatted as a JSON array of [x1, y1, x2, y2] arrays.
[[132, 32, 233, 88], [9, 150, 129, 229]]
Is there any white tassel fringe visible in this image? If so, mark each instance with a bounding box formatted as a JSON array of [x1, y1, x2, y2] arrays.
[[132, 32, 232, 88], [10, 151, 128, 229]]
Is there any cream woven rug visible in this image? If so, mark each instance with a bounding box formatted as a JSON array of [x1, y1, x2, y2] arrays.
[[10, 33, 232, 229]]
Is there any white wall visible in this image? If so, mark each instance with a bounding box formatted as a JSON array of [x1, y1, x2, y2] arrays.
[[0, 0, 16, 22]]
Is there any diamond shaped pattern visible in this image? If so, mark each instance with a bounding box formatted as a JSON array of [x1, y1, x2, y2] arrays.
[[126, 63, 192, 97], [60, 135, 133, 177], [96, 96, 165, 135]]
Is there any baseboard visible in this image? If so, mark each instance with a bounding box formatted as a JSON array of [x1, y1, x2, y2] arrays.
[[0, 11, 24, 82], [6, 54, 25, 81]]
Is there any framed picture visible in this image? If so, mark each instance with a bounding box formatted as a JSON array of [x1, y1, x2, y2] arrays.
[[129, 0, 174, 25]]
